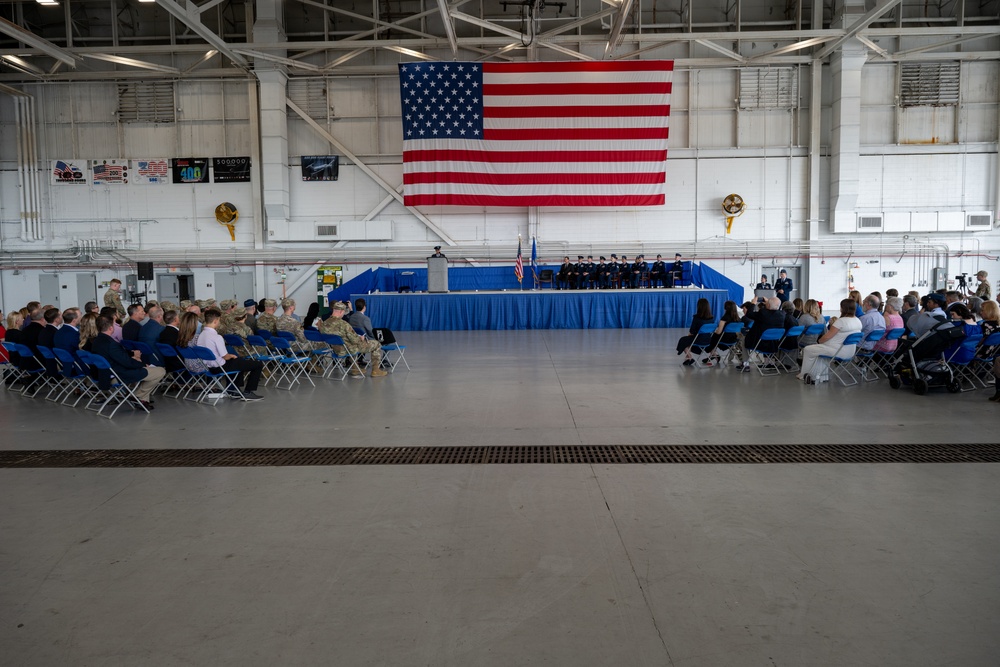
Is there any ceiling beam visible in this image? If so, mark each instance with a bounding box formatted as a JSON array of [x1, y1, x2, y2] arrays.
[[82, 53, 181, 74], [605, 0, 635, 59], [436, 0, 459, 55], [156, 0, 249, 69], [815, 0, 903, 59], [0, 16, 78, 67], [694, 39, 746, 62]]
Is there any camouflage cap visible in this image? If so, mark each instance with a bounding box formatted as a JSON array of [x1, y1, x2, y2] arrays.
[[219, 299, 236, 311], [280, 298, 295, 309], [160, 300, 177, 311], [331, 301, 348, 311], [195, 299, 208, 309], [232, 306, 246, 317], [205, 298, 217, 306], [263, 298, 277, 308], [179, 300, 192, 309]]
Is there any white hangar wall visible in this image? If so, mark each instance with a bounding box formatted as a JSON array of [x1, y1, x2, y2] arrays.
[[0, 58, 997, 311]]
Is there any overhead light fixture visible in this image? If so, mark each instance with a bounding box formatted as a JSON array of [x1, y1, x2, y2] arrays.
[[137, 0, 156, 3], [36, 0, 59, 5]]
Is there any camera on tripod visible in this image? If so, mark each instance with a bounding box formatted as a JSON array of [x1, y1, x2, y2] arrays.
[[954, 273, 969, 291]]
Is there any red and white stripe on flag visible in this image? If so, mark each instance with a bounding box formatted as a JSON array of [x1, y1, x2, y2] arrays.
[[515, 239, 524, 282], [401, 60, 672, 207]]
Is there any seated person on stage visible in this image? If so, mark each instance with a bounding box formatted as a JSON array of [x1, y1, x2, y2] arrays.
[[650, 254, 666, 288], [607, 254, 620, 287], [669, 253, 684, 287], [574, 256, 588, 289], [556, 257, 574, 290], [189, 308, 264, 401], [580, 255, 596, 290], [618, 256, 632, 288], [91, 315, 165, 409], [755, 274, 772, 291], [631, 255, 648, 288], [595, 257, 609, 289], [319, 301, 387, 378], [676, 298, 715, 366], [738, 297, 787, 371]]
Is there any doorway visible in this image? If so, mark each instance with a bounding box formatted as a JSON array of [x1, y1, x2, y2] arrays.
[[762, 265, 801, 302], [213, 271, 255, 304], [157, 274, 194, 303], [39, 274, 60, 309], [76, 273, 97, 308]]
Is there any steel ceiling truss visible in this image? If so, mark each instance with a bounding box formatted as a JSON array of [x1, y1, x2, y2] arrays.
[[0, 1, 996, 82]]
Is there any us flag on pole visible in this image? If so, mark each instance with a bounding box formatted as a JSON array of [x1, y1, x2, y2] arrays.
[[399, 60, 673, 207], [515, 237, 524, 283]]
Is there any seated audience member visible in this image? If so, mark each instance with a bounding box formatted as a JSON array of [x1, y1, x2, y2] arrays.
[[4, 310, 25, 380], [792, 298, 804, 319], [703, 300, 742, 365], [78, 313, 99, 351], [54, 308, 81, 352], [739, 297, 788, 371], [158, 310, 183, 372], [190, 309, 264, 401], [352, 298, 375, 338], [83, 301, 99, 315], [966, 297, 983, 320], [302, 302, 321, 330], [255, 299, 279, 334], [797, 299, 824, 346], [849, 290, 864, 317], [277, 298, 319, 349], [873, 297, 904, 355], [22, 301, 40, 328], [798, 299, 862, 384], [37, 307, 63, 376], [780, 300, 799, 327], [676, 298, 715, 366], [319, 301, 387, 378], [900, 294, 919, 332], [218, 306, 253, 340], [871, 291, 883, 312], [99, 307, 124, 341], [19, 305, 45, 371], [979, 300, 1000, 338], [740, 301, 757, 327], [858, 294, 885, 351], [944, 304, 981, 364], [0, 309, 6, 364], [885, 288, 899, 299], [137, 305, 166, 364], [908, 293, 948, 339], [91, 315, 165, 409], [122, 303, 146, 341], [944, 290, 964, 315], [243, 299, 259, 332]]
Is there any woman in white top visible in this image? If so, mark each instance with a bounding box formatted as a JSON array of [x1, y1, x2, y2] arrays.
[[798, 298, 863, 384]]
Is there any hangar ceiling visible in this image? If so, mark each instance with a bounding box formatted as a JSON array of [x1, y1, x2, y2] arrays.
[[0, 0, 997, 83]]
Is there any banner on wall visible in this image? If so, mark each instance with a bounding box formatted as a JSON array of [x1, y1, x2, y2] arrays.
[[301, 156, 339, 181], [172, 157, 210, 184], [213, 157, 251, 183], [92, 159, 128, 184], [132, 159, 170, 184], [52, 160, 87, 185], [317, 265, 344, 305]]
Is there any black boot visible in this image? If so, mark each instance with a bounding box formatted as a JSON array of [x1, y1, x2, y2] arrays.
[[990, 387, 1000, 402]]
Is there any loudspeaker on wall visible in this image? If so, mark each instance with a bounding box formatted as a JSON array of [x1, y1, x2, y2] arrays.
[[137, 262, 154, 281]]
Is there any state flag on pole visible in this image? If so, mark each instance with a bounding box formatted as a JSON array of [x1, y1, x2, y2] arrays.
[[515, 237, 524, 284], [399, 60, 673, 207]]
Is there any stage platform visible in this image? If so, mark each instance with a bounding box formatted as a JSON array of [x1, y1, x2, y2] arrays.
[[353, 288, 728, 331]]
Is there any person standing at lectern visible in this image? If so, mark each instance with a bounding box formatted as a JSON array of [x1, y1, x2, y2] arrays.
[[755, 274, 773, 290], [431, 245, 447, 258], [774, 269, 793, 303]]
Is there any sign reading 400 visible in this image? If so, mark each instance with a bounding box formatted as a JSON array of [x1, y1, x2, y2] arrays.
[[171, 157, 210, 184]]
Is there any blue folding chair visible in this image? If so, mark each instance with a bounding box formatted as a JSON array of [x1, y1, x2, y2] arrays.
[[871, 327, 906, 377], [746, 328, 786, 376], [34, 345, 66, 400], [268, 337, 315, 389], [11, 342, 49, 397], [713, 322, 745, 367], [776, 325, 805, 373], [77, 350, 151, 418], [969, 331, 1000, 389], [51, 347, 96, 407], [947, 334, 983, 392], [851, 329, 887, 382], [682, 323, 717, 368], [322, 334, 365, 380], [381, 341, 409, 372], [816, 332, 865, 386]]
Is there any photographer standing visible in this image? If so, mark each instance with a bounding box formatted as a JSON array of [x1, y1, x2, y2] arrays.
[[969, 270, 992, 301]]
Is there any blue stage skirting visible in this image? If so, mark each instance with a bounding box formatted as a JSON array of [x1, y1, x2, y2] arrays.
[[353, 289, 728, 331]]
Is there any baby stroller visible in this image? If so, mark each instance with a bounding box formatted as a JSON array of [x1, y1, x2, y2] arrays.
[[888, 321, 966, 395]]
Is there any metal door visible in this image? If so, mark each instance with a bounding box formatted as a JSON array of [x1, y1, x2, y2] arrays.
[[157, 275, 180, 302], [213, 271, 255, 303], [762, 265, 801, 302], [76, 273, 97, 308], [39, 274, 60, 308]]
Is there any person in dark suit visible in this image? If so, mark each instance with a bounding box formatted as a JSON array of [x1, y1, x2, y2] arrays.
[[580, 255, 596, 289], [556, 257, 574, 290], [19, 305, 45, 371], [53, 308, 81, 352], [669, 254, 684, 287], [138, 305, 165, 365], [573, 255, 587, 289], [121, 303, 146, 341], [158, 310, 183, 372], [631, 255, 648, 288], [91, 315, 165, 408], [618, 256, 631, 288], [739, 297, 788, 371], [596, 257, 609, 289], [37, 307, 63, 377]]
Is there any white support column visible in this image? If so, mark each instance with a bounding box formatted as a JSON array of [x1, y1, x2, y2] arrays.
[[828, 37, 867, 233], [253, 0, 290, 229]]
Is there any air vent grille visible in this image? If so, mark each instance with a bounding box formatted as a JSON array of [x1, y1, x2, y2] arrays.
[[117, 82, 175, 123], [316, 225, 338, 237], [858, 216, 883, 230], [900, 62, 960, 107]]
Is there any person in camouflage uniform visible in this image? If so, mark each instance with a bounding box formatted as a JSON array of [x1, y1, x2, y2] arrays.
[[103, 278, 127, 320], [159, 300, 178, 316], [218, 306, 254, 355], [319, 301, 386, 377], [255, 299, 279, 334], [276, 298, 321, 350]]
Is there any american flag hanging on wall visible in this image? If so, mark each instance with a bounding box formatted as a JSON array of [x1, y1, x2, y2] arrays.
[[399, 60, 673, 207]]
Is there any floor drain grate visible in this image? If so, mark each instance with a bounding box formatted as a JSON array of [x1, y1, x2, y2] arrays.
[[1, 444, 999, 468]]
